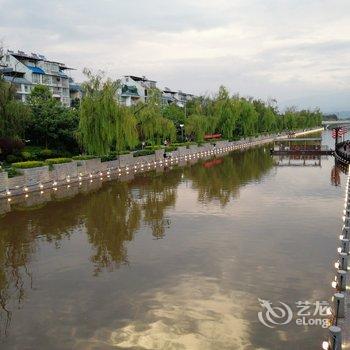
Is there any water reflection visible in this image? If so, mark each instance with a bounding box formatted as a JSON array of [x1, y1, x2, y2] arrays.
[[0, 147, 273, 341], [186, 148, 274, 206], [0, 143, 338, 349]]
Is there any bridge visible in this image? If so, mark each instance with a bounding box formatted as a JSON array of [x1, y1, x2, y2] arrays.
[[322, 120, 350, 129]]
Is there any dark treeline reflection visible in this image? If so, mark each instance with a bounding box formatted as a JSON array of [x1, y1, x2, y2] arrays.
[[186, 147, 274, 205], [0, 147, 273, 337]]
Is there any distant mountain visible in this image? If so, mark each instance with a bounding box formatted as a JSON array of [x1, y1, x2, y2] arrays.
[[334, 111, 350, 119], [280, 91, 350, 114]]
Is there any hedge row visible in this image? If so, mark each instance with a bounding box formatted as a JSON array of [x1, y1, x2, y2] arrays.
[[12, 158, 73, 169]]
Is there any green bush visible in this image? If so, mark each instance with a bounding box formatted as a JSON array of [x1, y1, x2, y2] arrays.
[[6, 154, 21, 163], [133, 149, 155, 157], [39, 149, 53, 158], [101, 151, 130, 162], [21, 151, 34, 160], [12, 161, 45, 169], [165, 146, 178, 152], [144, 145, 162, 151], [72, 155, 96, 160], [6, 167, 20, 178], [45, 158, 72, 165]]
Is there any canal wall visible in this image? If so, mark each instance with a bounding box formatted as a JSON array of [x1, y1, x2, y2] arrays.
[[322, 167, 350, 350], [0, 129, 319, 200]]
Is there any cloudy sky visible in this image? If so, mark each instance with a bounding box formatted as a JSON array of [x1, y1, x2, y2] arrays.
[[1, 0, 349, 111]]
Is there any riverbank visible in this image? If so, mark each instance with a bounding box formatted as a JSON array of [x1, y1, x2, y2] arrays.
[[322, 169, 350, 349], [0, 129, 322, 202]]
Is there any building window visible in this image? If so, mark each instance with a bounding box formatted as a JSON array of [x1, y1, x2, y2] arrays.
[[42, 75, 51, 84], [32, 74, 41, 84]]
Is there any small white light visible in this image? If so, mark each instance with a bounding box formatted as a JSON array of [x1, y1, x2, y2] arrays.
[[335, 262, 340, 269], [6, 190, 11, 196], [89, 174, 93, 178], [338, 247, 342, 253], [24, 187, 28, 192], [78, 176, 82, 181], [39, 184, 44, 189], [322, 341, 329, 350], [332, 281, 337, 288], [53, 187, 57, 191], [67, 185, 70, 188], [79, 182, 82, 186], [7, 198, 11, 202]]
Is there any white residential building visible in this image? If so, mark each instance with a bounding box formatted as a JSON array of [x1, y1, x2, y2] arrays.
[[0, 50, 74, 106], [162, 88, 194, 107], [119, 75, 157, 106], [174, 90, 194, 107]]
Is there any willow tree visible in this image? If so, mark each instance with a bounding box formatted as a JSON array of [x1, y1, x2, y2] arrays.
[[0, 77, 31, 139], [78, 70, 138, 155], [135, 88, 176, 144], [113, 105, 138, 153], [185, 114, 207, 142], [212, 87, 239, 139]]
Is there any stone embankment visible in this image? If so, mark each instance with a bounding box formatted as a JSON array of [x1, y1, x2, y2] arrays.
[[0, 129, 321, 201]]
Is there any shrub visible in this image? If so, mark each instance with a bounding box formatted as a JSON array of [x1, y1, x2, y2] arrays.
[[72, 155, 96, 160], [133, 149, 155, 157], [0, 138, 25, 161], [39, 149, 53, 158], [101, 151, 130, 162], [21, 151, 33, 160], [6, 154, 21, 163], [144, 145, 162, 151], [6, 167, 20, 178], [45, 158, 72, 165], [165, 146, 178, 152], [12, 161, 45, 169], [101, 155, 116, 162]]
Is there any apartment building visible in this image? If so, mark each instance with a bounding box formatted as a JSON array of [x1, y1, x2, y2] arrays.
[[119, 75, 157, 106], [0, 50, 73, 106], [119, 75, 194, 108], [163, 88, 194, 107]]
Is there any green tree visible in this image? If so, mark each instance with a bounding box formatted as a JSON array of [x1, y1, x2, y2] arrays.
[[135, 88, 176, 144], [0, 77, 31, 139], [78, 70, 138, 155], [162, 104, 185, 126], [27, 85, 79, 151], [185, 114, 207, 142]]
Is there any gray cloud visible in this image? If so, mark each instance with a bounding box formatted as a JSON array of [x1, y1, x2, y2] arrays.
[[0, 0, 350, 111]]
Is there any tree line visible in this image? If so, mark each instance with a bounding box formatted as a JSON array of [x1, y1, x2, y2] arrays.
[[0, 70, 322, 159]]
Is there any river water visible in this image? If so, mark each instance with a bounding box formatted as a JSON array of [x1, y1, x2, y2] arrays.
[[0, 131, 345, 349]]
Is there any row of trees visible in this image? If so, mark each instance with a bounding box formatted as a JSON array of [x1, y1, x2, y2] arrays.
[[0, 71, 322, 158], [79, 76, 322, 153]]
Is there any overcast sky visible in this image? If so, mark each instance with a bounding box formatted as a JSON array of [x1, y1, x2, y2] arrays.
[[1, 0, 349, 111]]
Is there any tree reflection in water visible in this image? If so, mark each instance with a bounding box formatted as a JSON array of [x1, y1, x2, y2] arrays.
[[0, 147, 274, 337], [187, 147, 274, 206]]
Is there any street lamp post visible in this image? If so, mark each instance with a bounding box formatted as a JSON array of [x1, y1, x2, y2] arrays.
[[179, 124, 184, 142]]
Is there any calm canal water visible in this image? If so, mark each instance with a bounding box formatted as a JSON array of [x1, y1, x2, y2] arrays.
[[0, 131, 345, 349]]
